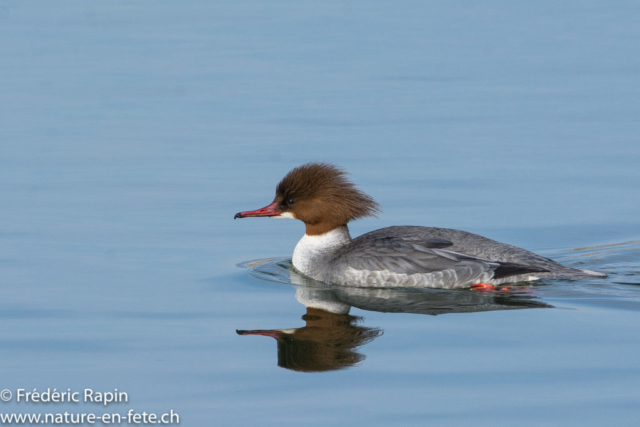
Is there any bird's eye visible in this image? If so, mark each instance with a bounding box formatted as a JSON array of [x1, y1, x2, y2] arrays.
[[288, 199, 295, 205]]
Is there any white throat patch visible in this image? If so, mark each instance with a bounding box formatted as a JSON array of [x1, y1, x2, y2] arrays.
[[272, 212, 295, 219]]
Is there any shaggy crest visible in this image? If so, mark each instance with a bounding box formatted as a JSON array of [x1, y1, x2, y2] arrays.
[[275, 163, 381, 229]]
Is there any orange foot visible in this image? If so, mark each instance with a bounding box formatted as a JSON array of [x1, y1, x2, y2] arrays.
[[471, 283, 525, 293], [471, 283, 497, 291]]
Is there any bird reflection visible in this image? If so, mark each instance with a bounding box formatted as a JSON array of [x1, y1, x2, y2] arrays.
[[237, 259, 553, 372], [237, 308, 382, 372]]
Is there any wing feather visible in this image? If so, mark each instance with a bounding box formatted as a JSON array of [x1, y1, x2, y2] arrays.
[[332, 234, 496, 277]]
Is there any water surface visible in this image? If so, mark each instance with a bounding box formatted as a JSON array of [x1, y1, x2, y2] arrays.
[[1, 1, 640, 426]]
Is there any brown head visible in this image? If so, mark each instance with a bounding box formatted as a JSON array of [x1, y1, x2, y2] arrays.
[[234, 162, 381, 235]]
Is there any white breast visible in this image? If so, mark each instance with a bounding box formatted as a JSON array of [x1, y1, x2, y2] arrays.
[[292, 226, 351, 277]]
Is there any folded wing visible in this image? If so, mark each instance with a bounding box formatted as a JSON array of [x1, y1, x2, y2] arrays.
[[332, 234, 549, 282]]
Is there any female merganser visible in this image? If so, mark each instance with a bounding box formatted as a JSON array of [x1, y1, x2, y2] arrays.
[[235, 163, 607, 289]]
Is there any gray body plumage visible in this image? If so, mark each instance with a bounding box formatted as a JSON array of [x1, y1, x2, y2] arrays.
[[297, 226, 606, 289]]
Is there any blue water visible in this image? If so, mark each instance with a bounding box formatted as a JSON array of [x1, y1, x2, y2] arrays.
[[1, 1, 640, 426]]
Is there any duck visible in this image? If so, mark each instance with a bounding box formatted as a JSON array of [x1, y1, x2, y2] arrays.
[[235, 163, 607, 289]]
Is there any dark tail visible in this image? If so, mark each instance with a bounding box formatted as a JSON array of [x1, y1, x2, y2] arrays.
[[493, 262, 550, 280]]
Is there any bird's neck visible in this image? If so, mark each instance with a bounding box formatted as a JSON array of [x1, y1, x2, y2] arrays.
[[292, 226, 351, 278], [305, 221, 347, 236]]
